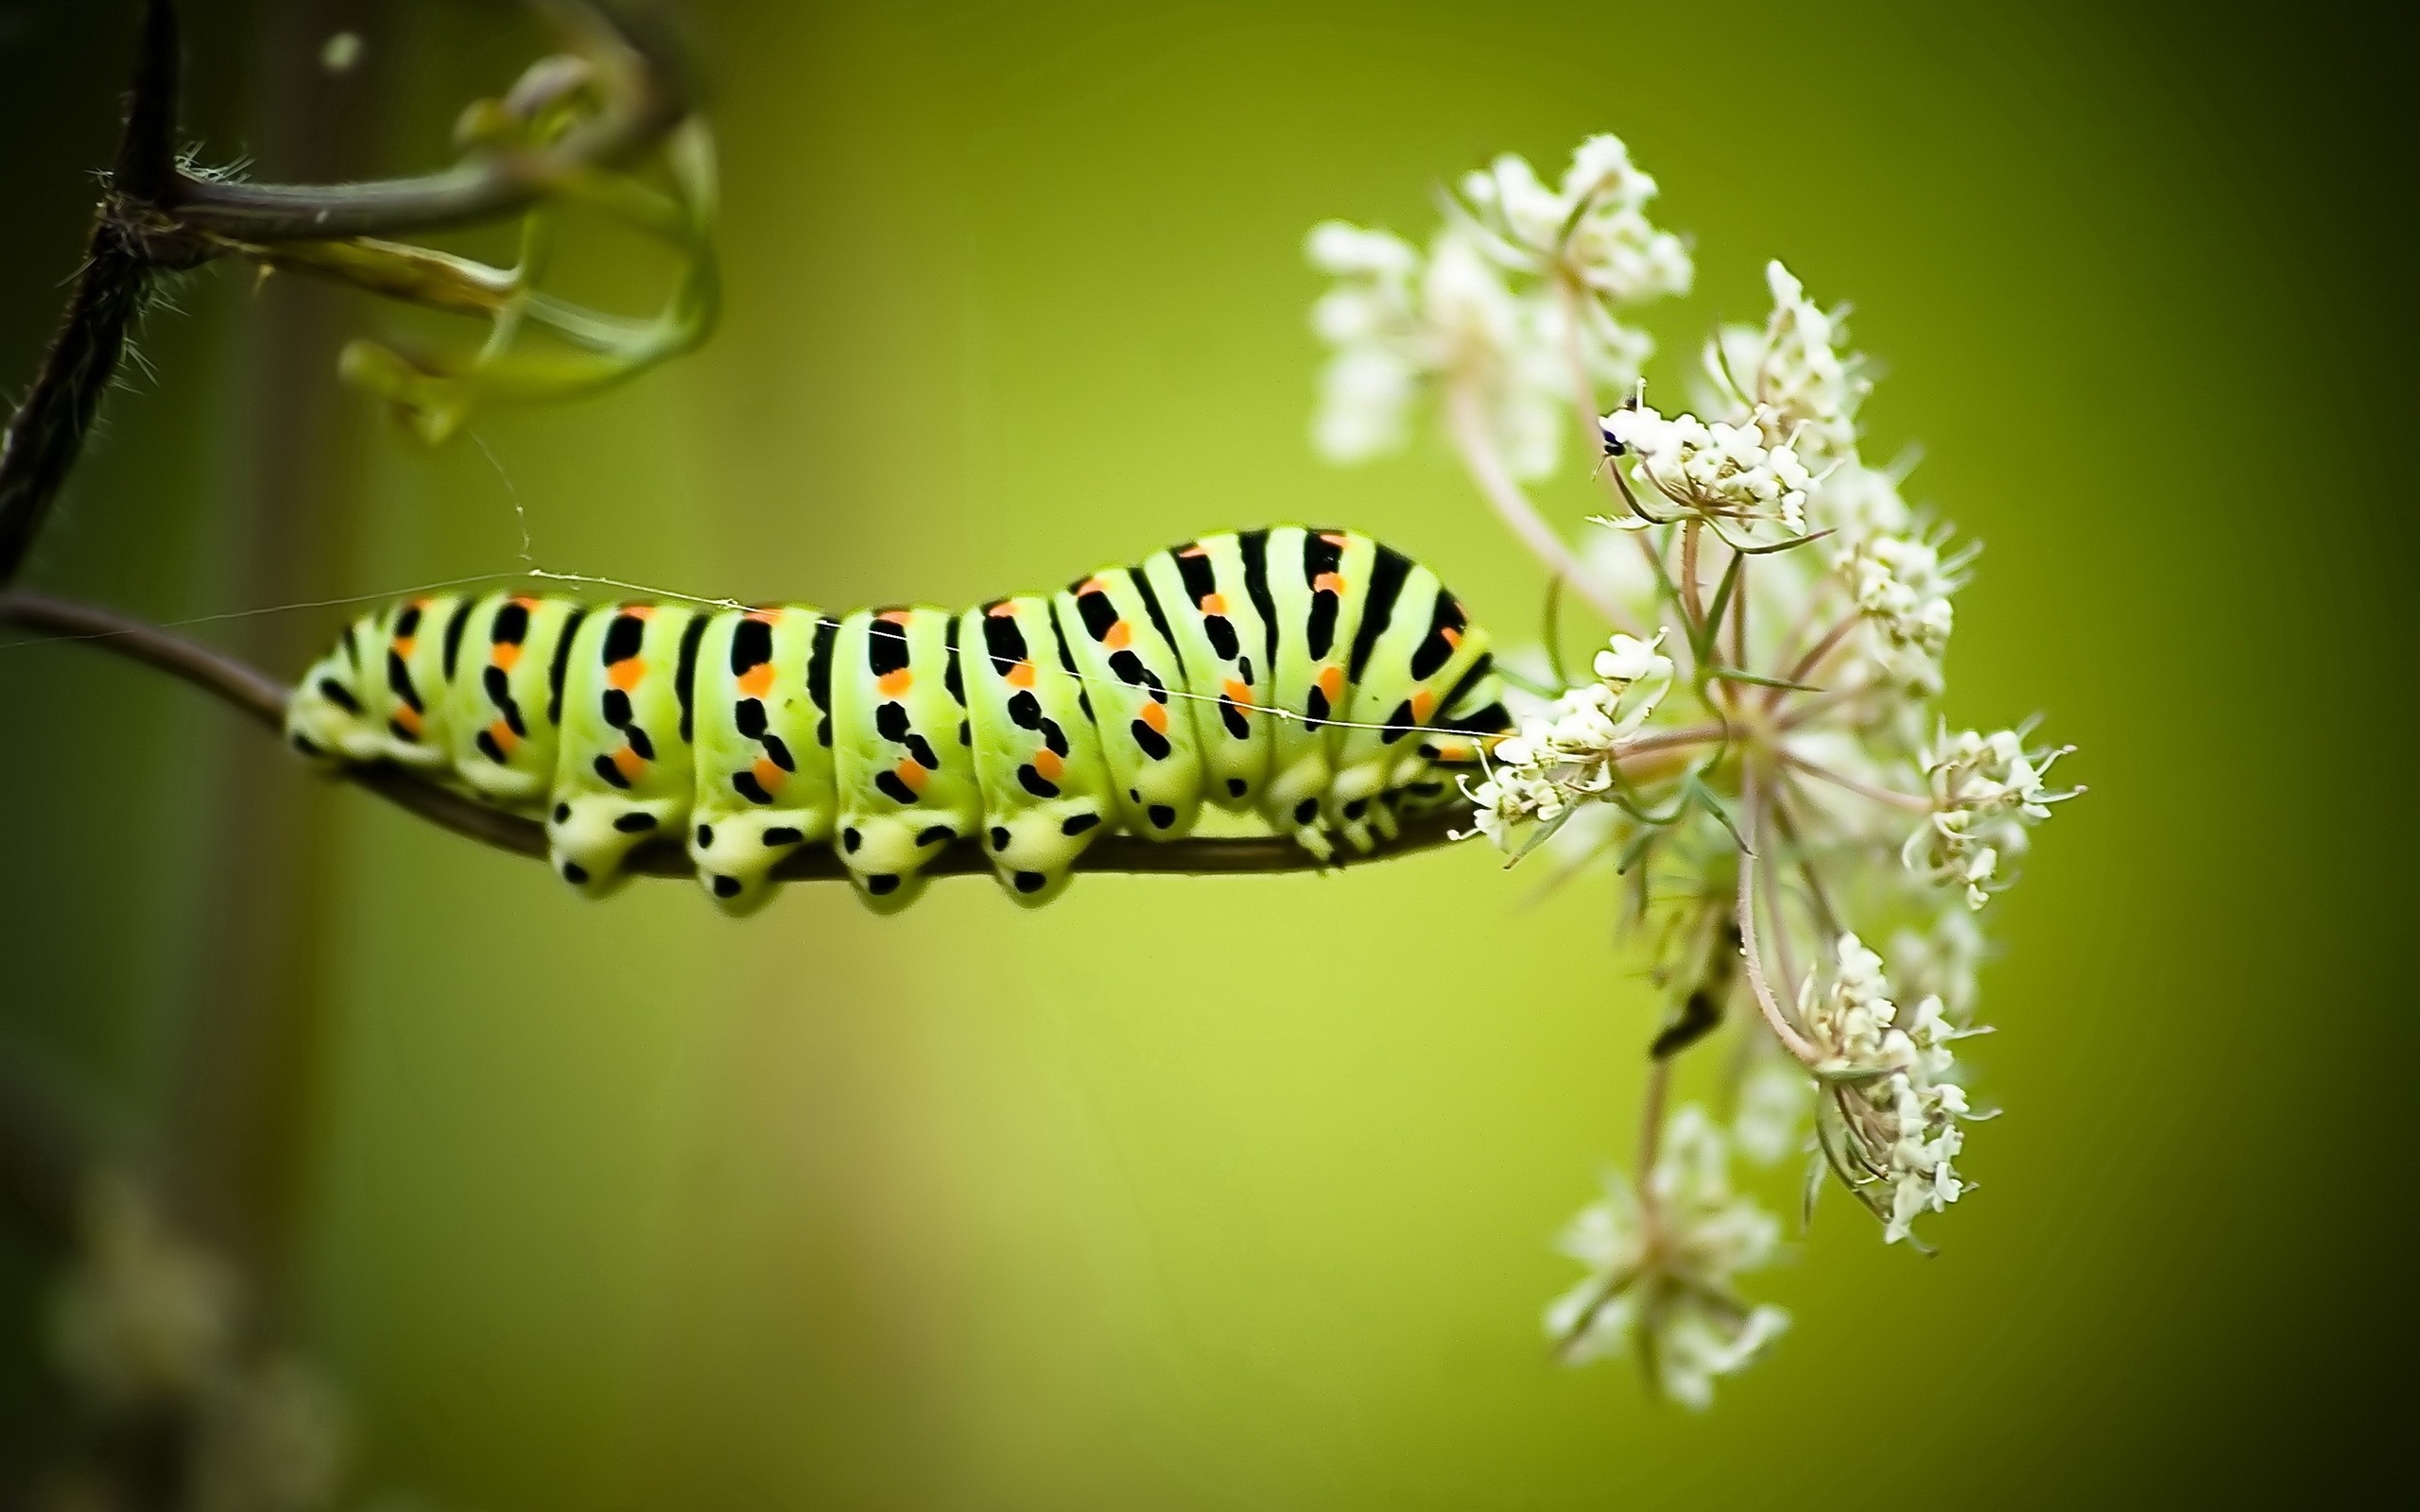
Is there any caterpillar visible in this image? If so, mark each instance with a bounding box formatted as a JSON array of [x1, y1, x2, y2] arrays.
[[284, 526, 1512, 913]]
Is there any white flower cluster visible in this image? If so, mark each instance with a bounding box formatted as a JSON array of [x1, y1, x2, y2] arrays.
[[1601, 403, 1814, 538], [1799, 935, 1979, 1244], [1706, 261, 1867, 468], [1732, 1055, 1815, 1166], [1545, 1108, 1789, 1408], [1308, 135, 1690, 480], [1906, 726, 2078, 908], [1837, 529, 1967, 691], [1460, 631, 1674, 849], [1305, 222, 1426, 463]]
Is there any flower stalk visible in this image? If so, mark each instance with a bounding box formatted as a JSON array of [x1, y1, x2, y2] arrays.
[[1308, 133, 2083, 1404]]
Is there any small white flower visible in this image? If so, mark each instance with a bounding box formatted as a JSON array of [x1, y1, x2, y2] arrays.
[[1457, 135, 1692, 307], [1799, 936, 1985, 1245], [1733, 1055, 1814, 1166], [1890, 902, 1987, 1024], [1601, 402, 1812, 538], [1808, 457, 1914, 544], [1306, 222, 1426, 464], [1455, 632, 1673, 851], [1905, 726, 2080, 908], [1836, 528, 1969, 692], [1545, 1108, 1788, 1406]]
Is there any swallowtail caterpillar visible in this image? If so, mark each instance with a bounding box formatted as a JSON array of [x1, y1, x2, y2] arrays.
[[285, 526, 1512, 913]]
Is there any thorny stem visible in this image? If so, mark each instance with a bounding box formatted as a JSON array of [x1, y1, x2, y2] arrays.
[[1736, 777, 1824, 1066], [1679, 520, 1704, 637], [1443, 379, 1640, 636], [1768, 787, 1842, 942]]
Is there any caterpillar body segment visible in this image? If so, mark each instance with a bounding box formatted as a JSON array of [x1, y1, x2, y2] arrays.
[[830, 608, 985, 914], [446, 593, 585, 810], [965, 595, 1116, 907], [549, 603, 702, 895], [1138, 532, 1275, 815], [686, 605, 839, 912], [285, 527, 1513, 911], [1055, 567, 1206, 844]]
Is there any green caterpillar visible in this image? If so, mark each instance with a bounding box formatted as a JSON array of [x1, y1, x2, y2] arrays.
[[285, 526, 1512, 912]]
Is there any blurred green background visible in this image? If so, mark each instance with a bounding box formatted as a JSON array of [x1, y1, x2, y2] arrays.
[[1, 0, 2409, 1506]]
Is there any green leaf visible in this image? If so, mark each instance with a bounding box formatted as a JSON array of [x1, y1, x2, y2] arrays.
[[1705, 666, 1823, 692]]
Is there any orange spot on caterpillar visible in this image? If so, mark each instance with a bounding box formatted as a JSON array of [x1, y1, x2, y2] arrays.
[[736, 663, 775, 697], [1313, 572, 1344, 594], [1005, 660, 1036, 690], [1320, 532, 1349, 546], [613, 745, 648, 782], [1440, 625, 1463, 649], [1317, 664, 1344, 703], [1410, 688, 1437, 722], [1178, 545, 1208, 558], [987, 601, 1020, 618], [1222, 678, 1253, 705], [752, 756, 787, 793], [511, 595, 540, 610], [1138, 700, 1168, 734], [745, 608, 782, 625], [1104, 620, 1132, 650], [1200, 592, 1228, 614], [488, 719, 519, 754], [892, 758, 929, 794], [623, 605, 656, 621], [608, 658, 646, 692], [1077, 576, 1111, 595], [491, 642, 522, 672], [878, 609, 913, 626], [876, 669, 912, 697], [391, 705, 423, 736], [392, 638, 417, 659], [1031, 747, 1064, 782]]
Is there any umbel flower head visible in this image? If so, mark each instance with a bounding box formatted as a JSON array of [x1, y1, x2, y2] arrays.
[[1305, 131, 2083, 1406], [1307, 135, 1692, 482], [1545, 1108, 1789, 1408]]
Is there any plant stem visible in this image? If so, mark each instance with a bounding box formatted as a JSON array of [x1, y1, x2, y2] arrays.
[[1443, 379, 1641, 636], [1736, 777, 1824, 1066]]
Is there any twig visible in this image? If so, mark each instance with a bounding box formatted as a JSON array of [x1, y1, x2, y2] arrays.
[[0, 0, 702, 590], [163, 1, 686, 242], [0, 0, 188, 587], [0, 591, 1483, 882]]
